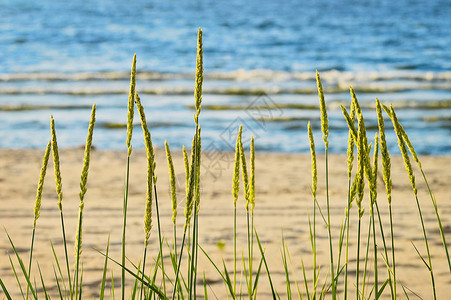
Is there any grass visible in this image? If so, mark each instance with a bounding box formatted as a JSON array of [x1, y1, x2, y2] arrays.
[[1, 28, 450, 300]]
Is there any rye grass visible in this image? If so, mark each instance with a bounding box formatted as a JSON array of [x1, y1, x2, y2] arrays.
[[1, 30, 449, 300]]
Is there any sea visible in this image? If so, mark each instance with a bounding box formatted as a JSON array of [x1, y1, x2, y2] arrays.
[[0, 0, 450, 154]]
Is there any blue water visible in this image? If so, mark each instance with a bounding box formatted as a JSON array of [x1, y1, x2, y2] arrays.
[[0, 0, 450, 154]]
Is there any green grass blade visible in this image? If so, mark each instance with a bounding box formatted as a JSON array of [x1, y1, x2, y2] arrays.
[[122, 155, 131, 300], [254, 230, 278, 300], [0, 277, 13, 300], [37, 262, 50, 300], [58, 210, 73, 300], [252, 255, 264, 299], [50, 240, 68, 297], [419, 168, 451, 274], [111, 270, 115, 300], [300, 259, 310, 300], [281, 235, 292, 300], [5, 231, 37, 299], [199, 245, 228, 285], [53, 264, 64, 299], [411, 242, 430, 270], [8, 255, 25, 300], [203, 270, 208, 300], [95, 249, 167, 299], [100, 235, 110, 300], [131, 260, 142, 299], [222, 260, 236, 299], [78, 264, 83, 300], [376, 278, 390, 299], [285, 246, 302, 300]]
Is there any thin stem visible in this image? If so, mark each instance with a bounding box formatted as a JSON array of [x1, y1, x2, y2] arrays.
[[121, 155, 131, 300], [389, 204, 397, 299], [251, 211, 254, 299], [172, 230, 187, 300], [356, 217, 361, 300], [374, 201, 394, 299], [325, 148, 336, 299], [414, 195, 436, 300], [246, 210, 252, 300], [74, 210, 83, 300], [361, 215, 372, 299], [313, 196, 317, 299], [26, 227, 36, 300], [174, 222, 177, 266], [344, 179, 351, 300], [140, 244, 148, 300], [234, 205, 237, 295], [194, 214, 200, 299], [189, 213, 197, 298], [419, 168, 451, 274], [371, 205, 378, 299], [154, 183, 167, 295], [60, 210, 72, 300]]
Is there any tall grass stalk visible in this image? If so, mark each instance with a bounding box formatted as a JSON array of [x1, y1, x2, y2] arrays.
[[50, 115, 73, 299], [249, 136, 256, 300], [232, 126, 242, 294], [354, 98, 366, 300], [370, 133, 379, 299], [135, 93, 158, 299], [344, 99, 355, 300], [389, 105, 436, 300], [190, 27, 203, 300], [307, 121, 318, 299], [237, 129, 254, 299], [165, 141, 178, 260], [173, 28, 203, 300], [382, 103, 451, 275], [74, 104, 96, 299], [190, 126, 201, 299], [26, 140, 51, 299], [316, 71, 335, 299], [376, 98, 396, 300], [122, 53, 136, 300]]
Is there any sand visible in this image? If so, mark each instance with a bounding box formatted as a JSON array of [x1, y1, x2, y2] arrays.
[[0, 148, 450, 299]]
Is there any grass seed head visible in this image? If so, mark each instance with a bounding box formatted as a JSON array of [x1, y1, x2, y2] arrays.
[[50, 116, 63, 211], [135, 94, 156, 242], [376, 98, 392, 204], [33, 140, 51, 228], [250, 136, 255, 212], [126, 54, 137, 157], [344, 101, 356, 178], [238, 126, 250, 211], [308, 122, 317, 198], [79, 104, 96, 204], [370, 133, 379, 203], [195, 127, 202, 214], [390, 105, 417, 196], [183, 145, 190, 196], [194, 28, 203, 124], [184, 134, 197, 230], [165, 141, 178, 225], [356, 111, 367, 217], [316, 70, 329, 148], [232, 127, 241, 206]]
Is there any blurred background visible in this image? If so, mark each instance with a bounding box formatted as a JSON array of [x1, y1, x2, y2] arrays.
[[0, 0, 450, 154]]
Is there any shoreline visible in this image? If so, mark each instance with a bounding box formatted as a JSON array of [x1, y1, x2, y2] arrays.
[[1, 148, 450, 298]]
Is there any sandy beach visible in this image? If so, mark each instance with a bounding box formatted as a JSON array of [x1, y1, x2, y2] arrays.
[[0, 148, 450, 299]]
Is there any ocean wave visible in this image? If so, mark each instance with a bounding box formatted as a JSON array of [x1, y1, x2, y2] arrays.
[[1, 84, 451, 96], [1, 69, 451, 83]]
